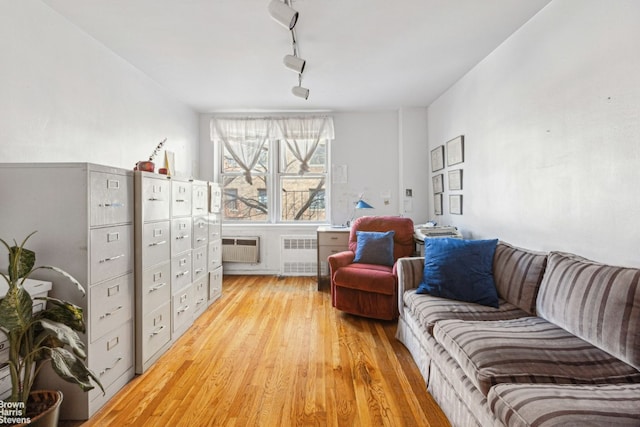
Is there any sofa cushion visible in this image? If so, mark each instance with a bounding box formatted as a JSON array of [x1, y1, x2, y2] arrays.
[[536, 251, 640, 371], [417, 238, 500, 308], [493, 241, 547, 315], [353, 230, 395, 266], [489, 383, 640, 427], [403, 289, 529, 335], [433, 316, 640, 396], [334, 263, 395, 295]]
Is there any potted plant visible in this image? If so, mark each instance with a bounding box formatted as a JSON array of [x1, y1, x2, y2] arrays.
[[0, 232, 103, 426]]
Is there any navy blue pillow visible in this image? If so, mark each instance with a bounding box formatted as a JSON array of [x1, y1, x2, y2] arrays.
[[416, 238, 499, 308], [353, 231, 395, 266]]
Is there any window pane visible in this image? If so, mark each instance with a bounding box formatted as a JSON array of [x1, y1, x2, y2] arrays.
[[223, 141, 269, 174], [279, 140, 326, 174], [280, 177, 326, 221], [221, 175, 268, 221]]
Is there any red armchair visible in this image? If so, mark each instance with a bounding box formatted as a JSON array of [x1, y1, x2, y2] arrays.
[[328, 216, 415, 320]]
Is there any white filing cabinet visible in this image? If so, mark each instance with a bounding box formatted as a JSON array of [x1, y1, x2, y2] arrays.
[[170, 178, 194, 340], [208, 182, 223, 304], [134, 171, 172, 374], [192, 180, 210, 317], [0, 163, 135, 420]]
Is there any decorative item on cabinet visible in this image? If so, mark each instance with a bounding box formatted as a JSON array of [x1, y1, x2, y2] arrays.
[[0, 163, 135, 421], [0, 232, 104, 425]]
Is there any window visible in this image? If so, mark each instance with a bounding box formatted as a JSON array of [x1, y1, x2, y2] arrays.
[[220, 139, 329, 223]]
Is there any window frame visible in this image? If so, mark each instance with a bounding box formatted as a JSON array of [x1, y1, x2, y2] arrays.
[[217, 138, 330, 224]]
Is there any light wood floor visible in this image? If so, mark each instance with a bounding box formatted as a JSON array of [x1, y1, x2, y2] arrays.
[[77, 276, 450, 426]]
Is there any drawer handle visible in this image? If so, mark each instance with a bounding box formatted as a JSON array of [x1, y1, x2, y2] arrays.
[[150, 325, 166, 337], [175, 199, 186, 203], [148, 240, 167, 247], [194, 268, 204, 274], [178, 305, 190, 314], [196, 298, 206, 306], [100, 306, 124, 319], [100, 254, 125, 263], [176, 270, 190, 278], [176, 235, 190, 240], [101, 202, 124, 208], [197, 237, 206, 242], [149, 282, 167, 292], [99, 357, 123, 377], [148, 197, 163, 202]]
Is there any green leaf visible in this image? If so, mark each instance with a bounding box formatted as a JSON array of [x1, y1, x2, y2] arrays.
[[9, 246, 35, 281], [37, 318, 87, 359], [38, 297, 86, 333], [47, 347, 104, 393], [32, 265, 86, 297], [0, 285, 33, 333]]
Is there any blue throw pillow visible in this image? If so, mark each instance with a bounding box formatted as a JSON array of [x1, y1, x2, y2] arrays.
[[416, 238, 499, 308], [353, 231, 395, 266]]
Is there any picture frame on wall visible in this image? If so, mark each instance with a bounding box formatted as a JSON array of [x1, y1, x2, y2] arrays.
[[431, 145, 445, 172], [434, 194, 443, 215], [449, 194, 463, 215], [446, 135, 464, 166], [432, 174, 444, 194], [448, 169, 463, 191]]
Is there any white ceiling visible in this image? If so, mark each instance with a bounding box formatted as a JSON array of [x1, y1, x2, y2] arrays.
[[41, 0, 552, 113]]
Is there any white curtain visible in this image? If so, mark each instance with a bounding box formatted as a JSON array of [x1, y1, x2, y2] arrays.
[[274, 116, 334, 175], [211, 118, 274, 184], [211, 116, 335, 181]]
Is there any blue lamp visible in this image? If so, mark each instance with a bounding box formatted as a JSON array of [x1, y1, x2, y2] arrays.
[[348, 197, 374, 226]]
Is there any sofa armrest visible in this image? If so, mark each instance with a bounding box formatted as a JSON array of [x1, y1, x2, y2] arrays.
[[396, 257, 425, 315], [327, 251, 355, 279]]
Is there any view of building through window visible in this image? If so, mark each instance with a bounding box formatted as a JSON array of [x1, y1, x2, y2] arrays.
[[220, 140, 328, 223]]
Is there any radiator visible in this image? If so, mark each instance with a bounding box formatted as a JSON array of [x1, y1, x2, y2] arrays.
[[280, 235, 317, 276], [221, 236, 260, 263]]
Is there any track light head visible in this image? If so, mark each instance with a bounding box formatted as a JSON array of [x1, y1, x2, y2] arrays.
[[283, 54, 306, 74], [292, 85, 309, 100], [268, 0, 298, 30]]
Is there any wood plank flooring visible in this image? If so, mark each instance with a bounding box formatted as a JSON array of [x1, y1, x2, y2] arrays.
[[77, 276, 450, 426]]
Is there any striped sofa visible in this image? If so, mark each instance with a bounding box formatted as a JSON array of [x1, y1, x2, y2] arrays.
[[396, 241, 640, 427]]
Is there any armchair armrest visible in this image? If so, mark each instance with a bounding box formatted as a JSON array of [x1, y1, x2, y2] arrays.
[[328, 251, 355, 279], [396, 257, 425, 315]]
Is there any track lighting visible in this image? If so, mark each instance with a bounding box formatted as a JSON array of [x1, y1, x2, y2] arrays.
[[292, 85, 309, 99], [268, 0, 298, 30], [283, 54, 305, 73]]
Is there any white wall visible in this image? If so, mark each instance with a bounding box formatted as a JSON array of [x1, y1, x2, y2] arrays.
[[0, 1, 198, 176], [399, 108, 430, 225], [427, 0, 640, 267]]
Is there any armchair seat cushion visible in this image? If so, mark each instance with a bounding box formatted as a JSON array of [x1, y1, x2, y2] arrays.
[[334, 263, 395, 295]]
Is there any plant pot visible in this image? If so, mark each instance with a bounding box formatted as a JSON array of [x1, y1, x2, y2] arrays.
[[13, 390, 63, 427]]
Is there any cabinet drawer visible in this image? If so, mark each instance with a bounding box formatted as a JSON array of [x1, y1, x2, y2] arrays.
[[171, 180, 192, 217], [90, 274, 133, 343], [171, 252, 192, 293], [319, 245, 348, 262], [172, 285, 194, 333], [142, 303, 171, 363], [209, 266, 223, 301], [141, 221, 170, 268], [318, 231, 350, 246], [208, 240, 222, 270], [192, 246, 207, 282], [192, 276, 208, 316], [141, 176, 171, 222], [141, 262, 171, 313], [171, 218, 192, 255], [192, 216, 208, 248], [90, 225, 133, 284], [0, 335, 7, 363], [90, 171, 133, 227], [209, 183, 222, 213], [88, 321, 133, 402], [208, 213, 221, 240], [192, 183, 208, 216]]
